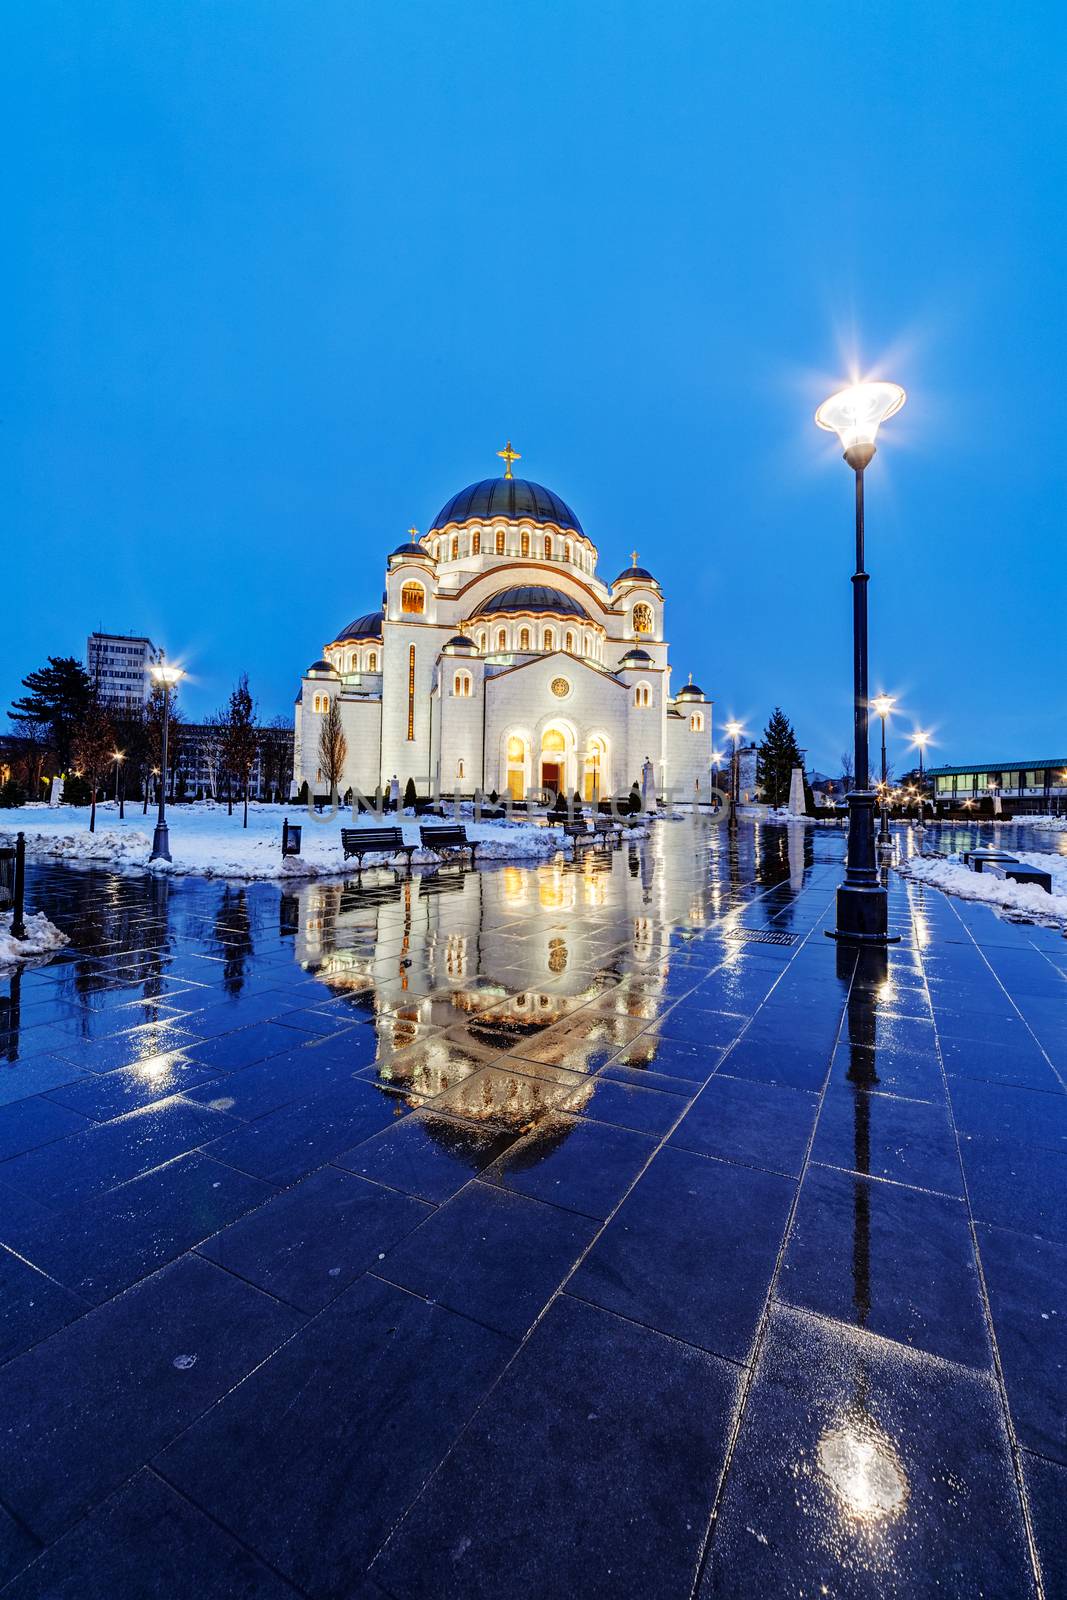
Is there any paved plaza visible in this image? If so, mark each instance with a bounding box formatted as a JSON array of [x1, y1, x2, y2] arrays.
[[0, 820, 1064, 1597]]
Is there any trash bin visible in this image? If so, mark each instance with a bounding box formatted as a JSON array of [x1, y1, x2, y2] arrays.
[[281, 819, 302, 856]]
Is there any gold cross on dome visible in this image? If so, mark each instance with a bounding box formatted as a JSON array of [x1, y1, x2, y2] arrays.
[[630, 550, 639, 567], [497, 440, 521, 479], [407, 527, 419, 541]]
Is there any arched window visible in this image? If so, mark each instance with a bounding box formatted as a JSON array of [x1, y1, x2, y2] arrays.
[[519, 627, 531, 650], [521, 530, 530, 557], [472, 529, 481, 555], [690, 712, 705, 732], [507, 734, 526, 801], [495, 529, 505, 555], [635, 683, 651, 708], [457, 759, 465, 780], [451, 536, 459, 561], [401, 581, 425, 615], [348, 652, 357, 672], [367, 651, 377, 672], [477, 630, 487, 652], [565, 542, 573, 564], [544, 535, 553, 559], [543, 627, 554, 651], [583, 632, 591, 656], [565, 631, 575, 652], [633, 602, 653, 635], [584, 736, 606, 802], [497, 628, 507, 651], [454, 670, 472, 697]]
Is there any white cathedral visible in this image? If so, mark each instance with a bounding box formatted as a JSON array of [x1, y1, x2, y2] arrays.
[[294, 448, 714, 803]]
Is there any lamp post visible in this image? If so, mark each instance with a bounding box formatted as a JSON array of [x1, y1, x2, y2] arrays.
[[148, 657, 184, 863], [911, 730, 930, 825], [871, 695, 895, 859], [816, 380, 905, 944], [725, 720, 743, 832], [113, 749, 125, 821]]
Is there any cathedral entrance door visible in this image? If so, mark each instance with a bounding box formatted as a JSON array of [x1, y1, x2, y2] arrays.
[[541, 761, 562, 795]]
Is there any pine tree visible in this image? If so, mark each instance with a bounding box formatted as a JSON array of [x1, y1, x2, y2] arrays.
[[11, 656, 94, 771], [756, 708, 803, 809]]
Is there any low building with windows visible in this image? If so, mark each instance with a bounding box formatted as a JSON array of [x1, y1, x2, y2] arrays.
[[294, 453, 714, 802], [927, 758, 1067, 815]]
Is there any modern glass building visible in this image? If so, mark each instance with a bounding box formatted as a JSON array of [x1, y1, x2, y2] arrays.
[[926, 758, 1067, 815]]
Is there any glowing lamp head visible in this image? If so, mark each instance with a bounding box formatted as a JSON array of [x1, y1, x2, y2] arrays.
[[911, 729, 930, 749], [725, 720, 743, 741], [871, 695, 895, 719], [815, 381, 906, 464], [151, 662, 184, 687]]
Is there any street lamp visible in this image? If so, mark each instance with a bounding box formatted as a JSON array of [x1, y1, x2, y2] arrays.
[[724, 720, 744, 831], [816, 379, 906, 943], [148, 656, 184, 862], [910, 730, 931, 823], [871, 695, 895, 857], [113, 749, 125, 821]]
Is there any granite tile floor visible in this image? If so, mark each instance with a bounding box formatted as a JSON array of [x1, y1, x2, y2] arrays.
[[0, 818, 1065, 1598]]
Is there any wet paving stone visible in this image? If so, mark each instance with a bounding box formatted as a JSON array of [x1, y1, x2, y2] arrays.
[[0, 1055, 85, 1108], [1022, 1452, 1067, 1600], [199, 1165, 431, 1312], [0, 1254, 303, 1542], [42, 1051, 218, 1121], [158, 1274, 513, 1597], [810, 1084, 964, 1194], [0, 1095, 90, 1160], [948, 1077, 1067, 1152], [206, 1079, 406, 1185], [698, 1304, 1034, 1598], [778, 1164, 989, 1367], [335, 1109, 519, 1203], [373, 1293, 739, 1600], [569, 1144, 795, 1361], [4, 1151, 275, 1303], [959, 1136, 1067, 1242], [379, 1181, 597, 1339], [0, 1247, 88, 1365], [976, 1223, 1067, 1463], [670, 1072, 819, 1177], [0, 1469, 300, 1599], [480, 1112, 657, 1220], [826, 1038, 945, 1101]]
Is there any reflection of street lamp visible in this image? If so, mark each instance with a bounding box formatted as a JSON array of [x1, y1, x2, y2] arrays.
[[816, 380, 905, 944], [871, 695, 895, 857], [149, 657, 184, 862], [113, 749, 125, 821], [725, 721, 744, 830]]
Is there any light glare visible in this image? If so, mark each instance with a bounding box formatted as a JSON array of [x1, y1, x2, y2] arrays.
[[816, 381, 906, 450]]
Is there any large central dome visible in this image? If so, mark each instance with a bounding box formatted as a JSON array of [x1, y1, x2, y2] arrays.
[[430, 478, 583, 536], [469, 585, 591, 620]]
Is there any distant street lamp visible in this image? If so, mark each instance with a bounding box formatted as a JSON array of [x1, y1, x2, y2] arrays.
[[148, 657, 184, 862], [113, 749, 126, 821], [871, 695, 895, 858], [724, 720, 744, 831], [910, 730, 931, 822], [816, 379, 906, 943]]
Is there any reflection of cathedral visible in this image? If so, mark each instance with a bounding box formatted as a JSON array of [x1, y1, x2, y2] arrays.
[[292, 837, 687, 1121], [294, 448, 713, 799]]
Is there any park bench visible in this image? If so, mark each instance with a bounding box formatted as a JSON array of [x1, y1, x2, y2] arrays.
[[563, 821, 596, 852], [1003, 864, 1053, 894], [964, 849, 1019, 873], [419, 824, 477, 865], [340, 826, 415, 871]]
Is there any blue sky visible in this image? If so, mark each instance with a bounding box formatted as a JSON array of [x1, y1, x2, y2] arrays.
[[4, 1, 1064, 773]]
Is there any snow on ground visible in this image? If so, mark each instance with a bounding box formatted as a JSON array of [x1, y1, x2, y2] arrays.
[[0, 910, 70, 971], [0, 801, 630, 880], [897, 848, 1067, 926]]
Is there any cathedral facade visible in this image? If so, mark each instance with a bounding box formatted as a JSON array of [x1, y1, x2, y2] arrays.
[[294, 454, 713, 803]]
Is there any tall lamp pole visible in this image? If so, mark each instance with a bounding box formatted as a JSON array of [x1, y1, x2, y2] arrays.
[[113, 749, 125, 822], [911, 730, 930, 824], [816, 380, 905, 944], [725, 721, 743, 832], [148, 657, 184, 863], [871, 695, 895, 859]]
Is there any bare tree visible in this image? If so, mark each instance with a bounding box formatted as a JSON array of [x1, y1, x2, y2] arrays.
[[318, 698, 347, 803], [840, 750, 855, 795], [222, 675, 259, 827], [258, 716, 293, 802], [200, 712, 226, 801], [70, 700, 117, 833]]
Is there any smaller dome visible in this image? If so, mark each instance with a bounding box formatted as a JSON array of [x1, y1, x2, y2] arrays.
[[618, 647, 653, 668], [307, 659, 337, 675], [390, 541, 434, 560], [332, 610, 383, 642], [442, 634, 477, 654], [613, 565, 659, 586], [676, 681, 705, 700]]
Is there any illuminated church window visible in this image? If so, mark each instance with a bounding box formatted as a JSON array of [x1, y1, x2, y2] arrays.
[[401, 581, 425, 615], [635, 683, 651, 708], [454, 670, 472, 697], [633, 602, 653, 634]]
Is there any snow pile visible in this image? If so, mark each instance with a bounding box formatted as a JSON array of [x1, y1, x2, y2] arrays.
[[1023, 815, 1067, 832], [897, 849, 1067, 926], [2, 803, 571, 881], [0, 910, 69, 970]]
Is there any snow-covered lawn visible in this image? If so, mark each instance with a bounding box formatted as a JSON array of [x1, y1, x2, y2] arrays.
[[897, 848, 1067, 926], [0, 801, 598, 880], [0, 910, 69, 972]]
